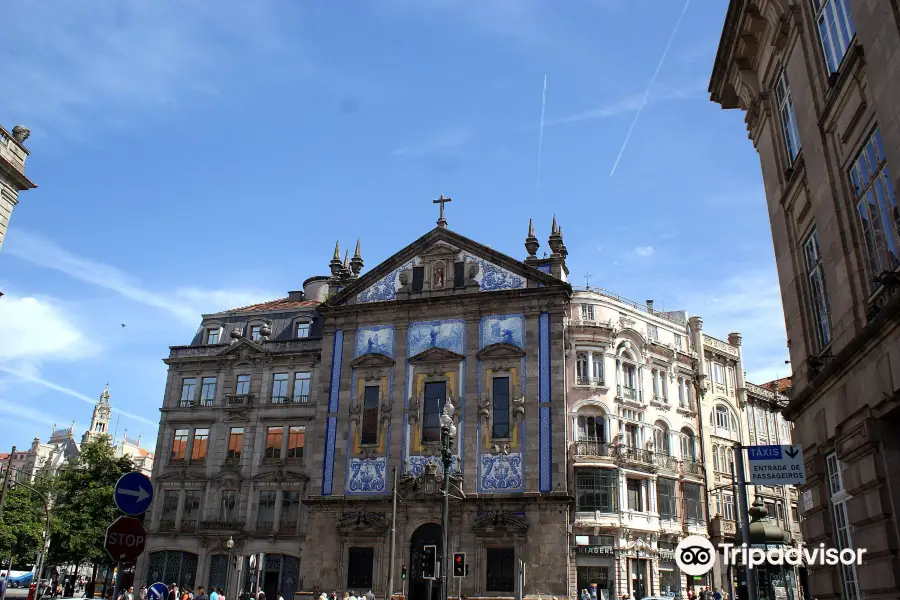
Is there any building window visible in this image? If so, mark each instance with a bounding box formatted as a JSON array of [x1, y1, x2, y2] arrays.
[[804, 228, 834, 349], [182, 491, 201, 531], [265, 426, 284, 459], [360, 385, 380, 445], [715, 406, 730, 430], [295, 321, 311, 338], [723, 493, 736, 521], [827, 453, 860, 600], [776, 501, 786, 523], [850, 128, 900, 282], [492, 377, 511, 439], [206, 328, 220, 344], [454, 262, 466, 288], [812, 0, 856, 73], [646, 324, 659, 342], [280, 490, 301, 533], [680, 429, 696, 461], [791, 503, 800, 523], [271, 373, 289, 403], [250, 325, 263, 341], [576, 353, 588, 381], [421, 381, 447, 442], [684, 482, 704, 524], [293, 372, 311, 403], [658, 478, 677, 520], [712, 363, 725, 384], [581, 304, 595, 321], [411, 266, 425, 292], [171, 429, 189, 463], [227, 427, 243, 460], [624, 424, 639, 448], [161, 490, 179, 529], [577, 415, 605, 441], [674, 334, 683, 350], [575, 468, 617, 513], [775, 69, 802, 162], [627, 478, 644, 511], [180, 378, 197, 407], [726, 367, 735, 391], [287, 426, 305, 460], [257, 491, 276, 531], [200, 377, 216, 406], [190, 428, 209, 463], [654, 425, 670, 455], [592, 354, 603, 383], [677, 377, 686, 407], [347, 547, 375, 590], [220, 490, 237, 522], [236, 374, 251, 396], [485, 548, 515, 592]]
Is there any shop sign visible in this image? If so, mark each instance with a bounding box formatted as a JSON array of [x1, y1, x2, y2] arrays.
[[575, 545, 615, 555], [658, 550, 676, 561]]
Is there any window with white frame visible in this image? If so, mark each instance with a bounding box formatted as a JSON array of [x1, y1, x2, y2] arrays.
[[804, 227, 834, 350], [775, 69, 802, 162], [850, 128, 900, 282], [680, 428, 696, 461], [576, 353, 588, 382], [295, 321, 311, 338], [811, 0, 856, 73], [712, 363, 725, 384], [577, 414, 605, 442], [250, 325, 263, 341], [592, 354, 603, 383], [206, 327, 221, 344], [715, 405, 730, 430], [726, 367, 735, 391], [581, 304, 595, 321], [654, 422, 670, 455], [677, 377, 686, 407], [723, 492, 735, 521], [647, 324, 659, 342], [674, 334, 683, 350], [826, 453, 860, 600]]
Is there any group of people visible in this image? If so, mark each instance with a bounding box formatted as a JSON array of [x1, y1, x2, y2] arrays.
[[688, 587, 726, 600], [317, 591, 376, 600]]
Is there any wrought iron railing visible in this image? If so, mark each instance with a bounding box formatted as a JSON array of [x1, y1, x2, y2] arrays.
[[576, 376, 603, 386], [572, 286, 687, 325], [618, 446, 654, 465], [682, 460, 703, 476], [653, 452, 679, 471], [278, 521, 298, 535], [225, 393, 252, 407], [572, 440, 616, 458], [255, 521, 274, 533], [200, 521, 244, 532], [180, 520, 198, 533], [158, 520, 175, 533], [617, 385, 638, 401]]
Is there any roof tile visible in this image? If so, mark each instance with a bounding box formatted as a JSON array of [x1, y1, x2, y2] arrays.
[[223, 298, 320, 313]]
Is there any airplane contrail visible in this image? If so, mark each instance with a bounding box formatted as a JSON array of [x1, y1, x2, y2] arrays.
[[609, 0, 691, 177], [537, 74, 548, 195]]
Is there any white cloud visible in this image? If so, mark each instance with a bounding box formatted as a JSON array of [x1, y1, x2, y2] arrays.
[[4, 1, 297, 137], [0, 398, 72, 431], [5, 230, 278, 325], [394, 129, 474, 158], [0, 294, 101, 361], [633, 246, 655, 257], [676, 269, 789, 386]]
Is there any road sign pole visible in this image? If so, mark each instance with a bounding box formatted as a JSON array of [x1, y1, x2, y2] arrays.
[[733, 444, 758, 600], [111, 560, 122, 600]]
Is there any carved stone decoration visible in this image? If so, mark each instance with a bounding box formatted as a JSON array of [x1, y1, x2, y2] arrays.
[[11, 125, 30, 143], [467, 262, 480, 281], [398, 463, 460, 498], [379, 396, 393, 425], [408, 397, 420, 426], [478, 394, 491, 429], [336, 511, 390, 535], [472, 511, 529, 536], [398, 271, 409, 287], [230, 328, 243, 343], [511, 395, 525, 420]]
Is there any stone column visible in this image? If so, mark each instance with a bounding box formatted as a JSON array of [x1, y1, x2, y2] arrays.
[[174, 489, 185, 530], [587, 351, 594, 381]]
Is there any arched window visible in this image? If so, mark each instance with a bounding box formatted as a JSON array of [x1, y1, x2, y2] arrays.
[[713, 444, 720, 471], [576, 353, 588, 381], [680, 427, 696, 461], [617, 347, 638, 399], [592, 354, 604, 383], [577, 414, 605, 442], [715, 405, 730, 429], [654, 421, 671, 455]]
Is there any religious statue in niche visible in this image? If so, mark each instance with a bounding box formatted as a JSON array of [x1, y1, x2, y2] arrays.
[[433, 266, 445, 289]]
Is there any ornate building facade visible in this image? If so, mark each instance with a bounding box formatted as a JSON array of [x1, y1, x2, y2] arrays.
[[710, 1, 900, 598], [0, 124, 35, 255]]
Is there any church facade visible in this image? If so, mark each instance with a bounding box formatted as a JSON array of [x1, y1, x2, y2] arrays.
[[303, 217, 572, 598]]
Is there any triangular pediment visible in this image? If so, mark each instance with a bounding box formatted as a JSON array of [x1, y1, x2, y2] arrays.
[[251, 467, 309, 483], [216, 339, 269, 357], [476, 343, 526, 360], [408, 346, 466, 364], [350, 352, 396, 368], [326, 227, 566, 306], [157, 468, 208, 482]]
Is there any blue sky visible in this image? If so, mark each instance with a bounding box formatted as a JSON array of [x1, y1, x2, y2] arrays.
[[0, 0, 790, 452]]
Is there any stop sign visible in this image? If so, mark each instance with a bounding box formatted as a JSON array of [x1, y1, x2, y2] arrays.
[[105, 516, 147, 562]]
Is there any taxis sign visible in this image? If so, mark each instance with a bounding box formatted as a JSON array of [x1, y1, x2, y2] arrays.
[[747, 445, 806, 485]]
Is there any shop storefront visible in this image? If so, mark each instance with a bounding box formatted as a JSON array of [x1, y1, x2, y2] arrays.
[[657, 544, 680, 597], [574, 536, 616, 600]]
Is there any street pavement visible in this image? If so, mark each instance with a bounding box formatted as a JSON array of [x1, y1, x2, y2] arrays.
[[5, 590, 85, 600]]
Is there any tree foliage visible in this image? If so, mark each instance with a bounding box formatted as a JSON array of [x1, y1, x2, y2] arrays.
[[48, 436, 134, 567], [0, 482, 47, 568]]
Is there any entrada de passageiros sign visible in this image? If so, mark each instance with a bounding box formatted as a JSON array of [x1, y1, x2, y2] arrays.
[[747, 445, 806, 485]]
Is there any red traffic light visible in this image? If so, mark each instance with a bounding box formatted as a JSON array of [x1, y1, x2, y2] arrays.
[[454, 555, 463, 564]]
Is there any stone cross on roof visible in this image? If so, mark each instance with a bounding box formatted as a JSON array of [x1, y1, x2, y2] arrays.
[[433, 194, 452, 229]]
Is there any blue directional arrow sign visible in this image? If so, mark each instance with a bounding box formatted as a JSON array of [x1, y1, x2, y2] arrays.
[[114, 471, 154, 515], [148, 582, 168, 600]]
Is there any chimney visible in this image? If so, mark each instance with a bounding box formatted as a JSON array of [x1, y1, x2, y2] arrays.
[[728, 332, 742, 347], [646, 300, 654, 312], [287, 290, 305, 302]]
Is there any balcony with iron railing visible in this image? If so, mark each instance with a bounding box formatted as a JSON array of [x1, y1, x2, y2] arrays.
[[278, 520, 299, 535], [266, 394, 311, 405], [158, 519, 176, 533], [180, 519, 199, 533], [616, 385, 639, 402], [682, 460, 703, 478], [179, 399, 215, 408], [653, 452, 679, 473], [255, 521, 274, 534], [576, 376, 604, 387], [571, 440, 617, 460], [225, 393, 252, 408], [200, 521, 244, 533]]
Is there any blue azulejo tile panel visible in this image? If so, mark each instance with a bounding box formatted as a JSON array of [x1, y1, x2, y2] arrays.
[[322, 416, 337, 496], [538, 312, 550, 403], [480, 314, 526, 350], [406, 455, 461, 476], [480, 453, 524, 492], [407, 319, 466, 357], [462, 253, 526, 292], [537, 264, 552, 274], [328, 330, 344, 413], [539, 406, 551, 492], [354, 325, 395, 358], [357, 258, 420, 303], [346, 457, 388, 494]]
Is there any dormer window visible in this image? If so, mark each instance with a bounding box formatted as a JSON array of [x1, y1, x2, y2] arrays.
[[250, 325, 262, 341], [295, 321, 311, 338], [206, 328, 221, 344]]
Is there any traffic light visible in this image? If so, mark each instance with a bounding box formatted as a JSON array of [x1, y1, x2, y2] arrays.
[[401, 565, 407, 580], [453, 553, 466, 577], [422, 545, 437, 579]]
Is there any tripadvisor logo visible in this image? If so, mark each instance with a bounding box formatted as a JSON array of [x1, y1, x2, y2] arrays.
[[675, 536, 867, 573]]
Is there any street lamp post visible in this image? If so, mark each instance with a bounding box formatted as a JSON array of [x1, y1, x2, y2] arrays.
[[225, 536, 235, 600], [439, 407, 456, 600]]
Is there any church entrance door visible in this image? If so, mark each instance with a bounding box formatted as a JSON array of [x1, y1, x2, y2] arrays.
[[409, 523, 442, 600]]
